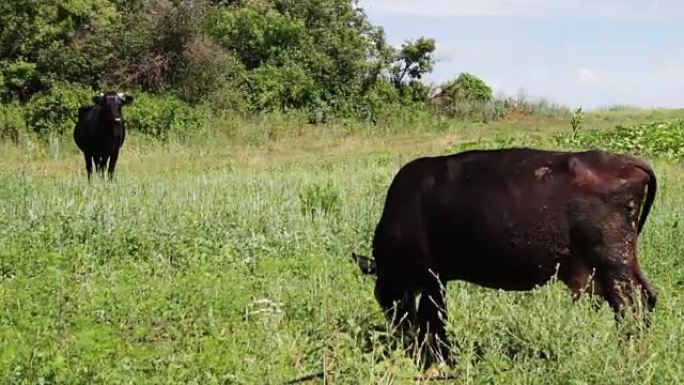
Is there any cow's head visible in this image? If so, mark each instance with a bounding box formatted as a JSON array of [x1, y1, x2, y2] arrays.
[[351, 252, 377, 275], [92, 92, 134, 127]]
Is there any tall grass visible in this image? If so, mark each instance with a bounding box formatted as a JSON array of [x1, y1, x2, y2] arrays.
[[1, 114, 684, 383]]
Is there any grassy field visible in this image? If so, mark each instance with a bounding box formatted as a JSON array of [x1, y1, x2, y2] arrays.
[[2, 110, 684, 384]]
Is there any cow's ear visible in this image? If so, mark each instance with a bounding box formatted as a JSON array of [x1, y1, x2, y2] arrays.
[[92, 95, 103, 105], [122, 94, 134, 105]]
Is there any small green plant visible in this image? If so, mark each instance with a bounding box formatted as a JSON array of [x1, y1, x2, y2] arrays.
[[298, 181, 341, 219], [570, 107, 584, 139]]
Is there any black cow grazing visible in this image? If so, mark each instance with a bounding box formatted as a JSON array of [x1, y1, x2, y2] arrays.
[[74, 92, 134, 181], [352, 148, 657, 367]]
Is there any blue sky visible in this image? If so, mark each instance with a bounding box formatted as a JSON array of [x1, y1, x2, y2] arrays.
[[358, 0, 684, 109]]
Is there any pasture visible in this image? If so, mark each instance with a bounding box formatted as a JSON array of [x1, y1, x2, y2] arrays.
[[2, 112, 684, 384]]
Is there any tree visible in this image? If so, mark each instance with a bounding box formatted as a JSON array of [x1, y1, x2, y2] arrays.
[[390, 37, 436, 88], [208, 0, 394, 112], [0, 0, 440, 122]]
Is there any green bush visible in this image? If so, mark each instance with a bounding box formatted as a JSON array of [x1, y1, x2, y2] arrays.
[[15, 85, 211, 141], [431, 73, 500, 121], [24, 82, 93, 136], [442, 73, 493, 103], [246, 63, 319, 111], [0, 102, 26, 142], [126, 93, 209, 139], [354, 80, 402, 123]]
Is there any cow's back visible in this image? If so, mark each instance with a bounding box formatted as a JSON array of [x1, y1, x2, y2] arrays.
[[372, 148, 643, 290]]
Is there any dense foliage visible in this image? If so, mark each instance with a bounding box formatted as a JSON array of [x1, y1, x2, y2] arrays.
[[0, 0, 519, 139], [0, 0, 443, 135]]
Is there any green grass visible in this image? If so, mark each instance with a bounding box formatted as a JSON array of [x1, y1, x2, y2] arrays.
[[2, 111, 684, 384]]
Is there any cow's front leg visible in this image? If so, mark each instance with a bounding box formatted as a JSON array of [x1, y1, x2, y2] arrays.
[[417, 277, 452, 368]]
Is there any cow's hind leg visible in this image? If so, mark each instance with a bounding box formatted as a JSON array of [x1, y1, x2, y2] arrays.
[[84, 153, 93, 181], [107, 151, 119, 181], [417, 275, 451, 367], [601, 228, 656, 328], [566, 200, 656, 333]]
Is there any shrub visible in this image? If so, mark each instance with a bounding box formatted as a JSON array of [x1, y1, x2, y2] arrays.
[[354, 80, 402, 123], [4, 87, 212, 142], [431, 73, 500, 121], [24, 82, 93, 136], [246, 63, 319, 112], [442, 73, 493, 103], [125, 93, 209, 139], [0, 103, 26, 142]]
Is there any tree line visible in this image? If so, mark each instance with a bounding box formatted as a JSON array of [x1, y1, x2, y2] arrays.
[[0, 0, 512, 140]]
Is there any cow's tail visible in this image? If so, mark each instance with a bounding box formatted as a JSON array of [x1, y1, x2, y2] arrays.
[[632, 159, 657, 235], [351, 252, 376, 275]]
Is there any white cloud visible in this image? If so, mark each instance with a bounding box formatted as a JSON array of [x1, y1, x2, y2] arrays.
[[359, 0, 684, 19], [576, 68, 599, 84]]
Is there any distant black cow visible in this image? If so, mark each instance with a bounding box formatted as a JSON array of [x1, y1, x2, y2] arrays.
[[74, 92, 134, 180], [353, 148, 657, 366]]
